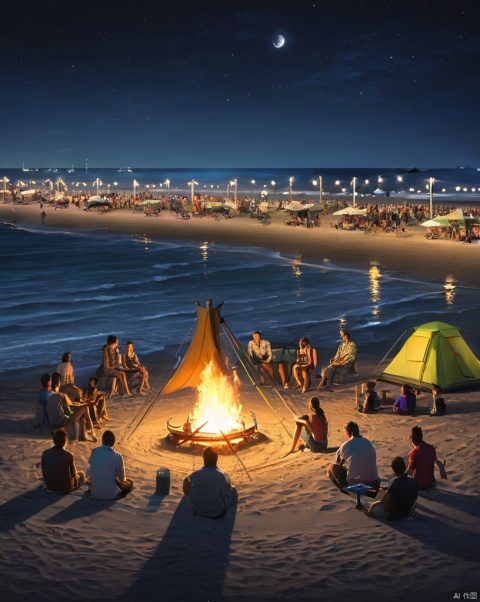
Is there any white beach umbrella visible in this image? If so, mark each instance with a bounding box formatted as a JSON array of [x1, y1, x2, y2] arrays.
[[284, 201, 315, 212], [421, 219, 446, 228], [333, 206, 366, 216]]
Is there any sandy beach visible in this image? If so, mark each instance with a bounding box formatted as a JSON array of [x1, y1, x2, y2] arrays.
[[1, 202, 479, 602], [3, 201, 480, 286]]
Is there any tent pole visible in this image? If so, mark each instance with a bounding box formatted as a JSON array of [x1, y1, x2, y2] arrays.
[[221, 319, 292, 437], [371, 328, 413, 382], [219, 429, 253, 481]]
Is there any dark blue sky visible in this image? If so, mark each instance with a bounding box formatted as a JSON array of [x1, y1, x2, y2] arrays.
[[1, 0, 478, 168]]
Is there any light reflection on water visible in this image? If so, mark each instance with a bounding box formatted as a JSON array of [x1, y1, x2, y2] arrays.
[[369, 262, 382, 319], [1, 222, 477, 376], [444, 274, 456, 306]]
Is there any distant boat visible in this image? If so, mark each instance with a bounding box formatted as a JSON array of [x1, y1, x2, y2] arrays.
[[117, 167, 133, 173], [22, 162, 29, 172], [67, 166, 75, 173]]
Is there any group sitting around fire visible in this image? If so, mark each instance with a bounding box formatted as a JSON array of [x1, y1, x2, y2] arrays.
[[37, 328, 446, 518], [36, 336, 151, 440]]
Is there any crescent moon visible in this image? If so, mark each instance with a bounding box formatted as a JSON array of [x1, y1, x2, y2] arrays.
[[273, 35, 285, 49]]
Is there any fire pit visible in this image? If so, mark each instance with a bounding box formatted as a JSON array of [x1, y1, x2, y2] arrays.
[[161, 300, 259, 449], [167, 360, 257, 447]]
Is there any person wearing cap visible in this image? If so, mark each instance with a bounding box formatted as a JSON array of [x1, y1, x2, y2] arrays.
[[247, 330, 275, 385]]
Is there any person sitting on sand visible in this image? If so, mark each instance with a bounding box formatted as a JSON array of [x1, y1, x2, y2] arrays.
[[83, 377, 111, 427], [56, 352, 75, 386], [98, 335, 133, 398], [430, 384, 446, 416], [41, 428, 86, 493], [317, 331, 357, 391], [366, 456, 419, 521], [288, 396, 328, 454], [183, 446, 238, 518], [46, 373, 93, 441], [88, 430, 133, 499], [407, 426, 445, 489], [123, 341, 151, 395], [328, 421, 381, 494], [362, 381, 380, 413], [248, 330, 275, 385], [35, 373, 52, 427], [393, 384, 416, 416], [292, 336, 317, 394]]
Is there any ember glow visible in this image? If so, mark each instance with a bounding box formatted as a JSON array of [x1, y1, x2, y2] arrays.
[[190, 361, 244, 434]]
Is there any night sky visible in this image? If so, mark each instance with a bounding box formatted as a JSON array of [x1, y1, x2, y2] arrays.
[[1, 0, 479, 168]]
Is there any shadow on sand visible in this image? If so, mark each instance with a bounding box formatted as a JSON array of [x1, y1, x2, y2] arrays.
[[123, 496, 236, 601], [0, 488, 63, 531]]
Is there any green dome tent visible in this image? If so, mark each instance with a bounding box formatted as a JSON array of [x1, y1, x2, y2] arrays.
[[378, 321, 480, 392]]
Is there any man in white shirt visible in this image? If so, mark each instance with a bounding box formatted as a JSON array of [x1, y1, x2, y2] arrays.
[[183, 447, 238, 518], [328, 421, 380, 494], [88, 430, 133, 499], [247, 330, 275, 384]]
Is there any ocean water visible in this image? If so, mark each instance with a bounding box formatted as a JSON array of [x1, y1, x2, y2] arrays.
[[4, 166, 480, 202], [2, 221, 479, 383]]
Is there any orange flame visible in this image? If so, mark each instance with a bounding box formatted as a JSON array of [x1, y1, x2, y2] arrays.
[[190, 361, 243, 434]]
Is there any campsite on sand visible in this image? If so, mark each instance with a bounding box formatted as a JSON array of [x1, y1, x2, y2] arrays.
[[0, 204, 479, 602]]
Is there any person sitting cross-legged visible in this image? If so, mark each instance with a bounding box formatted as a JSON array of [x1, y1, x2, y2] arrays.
[[407, 425, 446, 490], [328, 421, 381, 495], [366, 456, 418, 520], [88, 430, 133, 499], [183, 446, 238, 518], [41, 428, 86, 493]]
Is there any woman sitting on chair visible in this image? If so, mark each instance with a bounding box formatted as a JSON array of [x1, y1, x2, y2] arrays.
[[292, 336, 317, 394], [288, 397, 328, 454], [123, 341, 151, 395], [99, 335, 133, 398]]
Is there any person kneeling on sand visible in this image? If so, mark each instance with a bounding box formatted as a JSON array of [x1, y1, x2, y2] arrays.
[[328, 421, 381, 495], [287, 396, 328, 454], [366, 456, 418, 521], [88, 430, 133, 499], [183, 447, 238, 518], [41, 428, 86, 493]]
